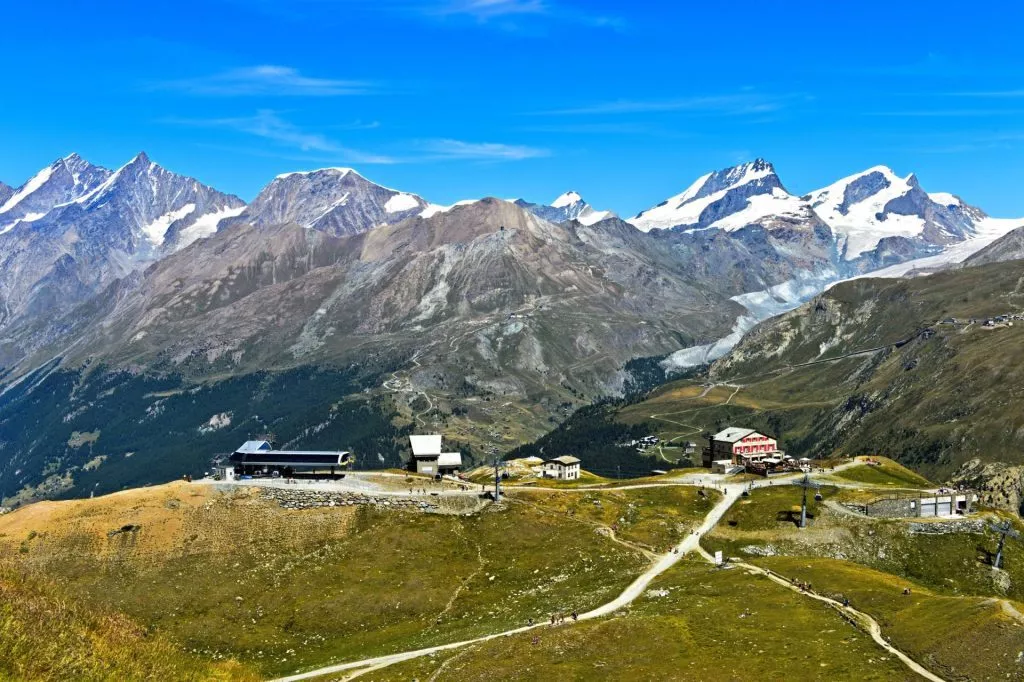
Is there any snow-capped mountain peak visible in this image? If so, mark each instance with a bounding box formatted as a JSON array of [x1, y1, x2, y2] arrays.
[[629, 158, 814, 233], [806, 165, 986, 260], [0, 154, 112, 234], [551, 191, 583, 208], [514, 191, 614, 226]]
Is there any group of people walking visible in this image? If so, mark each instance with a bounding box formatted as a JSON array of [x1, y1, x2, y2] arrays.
[[528, 610, 579, 627]]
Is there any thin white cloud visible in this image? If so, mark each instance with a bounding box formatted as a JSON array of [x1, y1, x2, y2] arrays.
[[415, 138, 550, 160], [156, 65, 371, 97], [164, 112, 547, 163], [436, 0, 547, 19], [165, 110, 397, 164], [380, 0, 621, 29], [539, 93, 798, 116]]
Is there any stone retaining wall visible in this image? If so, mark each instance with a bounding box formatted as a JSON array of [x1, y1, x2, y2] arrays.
[[907, 519, 986, 535], [260, 487, 438, 511], [256, 487, 487, 515]]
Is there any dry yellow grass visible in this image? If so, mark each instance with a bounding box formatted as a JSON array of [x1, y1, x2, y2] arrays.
[[0, 564, 257, 681]]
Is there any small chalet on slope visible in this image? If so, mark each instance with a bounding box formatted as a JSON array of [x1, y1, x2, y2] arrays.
[[542, 456, 581, 480], [702, 427, 782, 468], [223, 440, 350, 479], [409, 435, 463, 477]]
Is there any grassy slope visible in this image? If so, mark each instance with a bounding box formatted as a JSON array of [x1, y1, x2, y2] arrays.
[[830, 458, 932, 489], [702, 484, 1024, 602], [758, 557, 1024, 682], [365, 560, 912, 681], [511, 486, 721, 552], [0, 566, 256, 682], [0, 481, 718, 678]]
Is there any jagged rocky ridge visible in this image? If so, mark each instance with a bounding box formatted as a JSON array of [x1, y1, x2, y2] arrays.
[[0, 153, 243, 328], [221, 167, 427, 237]]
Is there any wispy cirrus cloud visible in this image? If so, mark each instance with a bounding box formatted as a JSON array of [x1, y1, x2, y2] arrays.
[[537, 92, 803, 116], [387, 0, 622, 30], [155, 65, 372, 97], [164, 110, 397, 164], [164, 110, 548, 163], [413, 138, 549, 160], [435, 0, 547, 19]]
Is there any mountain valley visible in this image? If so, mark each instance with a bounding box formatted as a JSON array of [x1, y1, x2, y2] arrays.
[[0, 153, 1022, 506]]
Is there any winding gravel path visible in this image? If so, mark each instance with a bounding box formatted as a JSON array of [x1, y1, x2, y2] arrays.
[[268, 460, 943, 682]]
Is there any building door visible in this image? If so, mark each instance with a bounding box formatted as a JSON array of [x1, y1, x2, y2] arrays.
[[936, 499, 952, 516], [920, 500, 936, 517]]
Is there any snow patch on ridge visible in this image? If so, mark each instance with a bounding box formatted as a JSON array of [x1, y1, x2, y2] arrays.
[[142, 204, 195, 246], [577, 209, 612, 226], [176, 205, 246, 249], [384, 193, 421, 213], [419, 200, 478, 218], [275, 167, 354, 180]]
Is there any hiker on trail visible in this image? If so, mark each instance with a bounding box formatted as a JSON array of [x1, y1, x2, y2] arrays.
[[528, 617, 534, 626], [550, 614, 555, 625], [843, 597, 850, 607], [572, 610, 578, 621]]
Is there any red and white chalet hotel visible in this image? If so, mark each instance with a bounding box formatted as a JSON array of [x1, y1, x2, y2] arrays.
[[702, 427, 782, 468]]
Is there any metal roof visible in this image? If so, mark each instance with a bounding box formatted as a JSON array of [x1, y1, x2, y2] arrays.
[[438, 452, 463, 467], [229, 450, 348, 467], [547, 456, 581, 466], [410, 434, 442, 457], [711, 427, 759, 443], [238, 440, 273, 453]]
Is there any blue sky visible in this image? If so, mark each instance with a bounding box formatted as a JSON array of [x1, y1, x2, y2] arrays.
[[2, 0, 1024, 216]]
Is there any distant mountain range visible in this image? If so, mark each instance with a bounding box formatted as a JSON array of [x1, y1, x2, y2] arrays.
[[0, 151, 1021, 503]]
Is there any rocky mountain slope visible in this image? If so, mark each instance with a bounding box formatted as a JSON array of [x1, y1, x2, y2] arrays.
[[221, 167, 426, 237], [0, 153, 243, 329], [0, 181, 13, 207], [961, 225, 1024, 267]]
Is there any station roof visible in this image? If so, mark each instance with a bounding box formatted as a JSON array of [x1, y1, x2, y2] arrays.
[[438, 452, 463, 467], [711, 427, 759, 443], [229, 449, 349, 467], [410, 434, 442, 457], [238, 440, 273, 453], [547, 456, 581, 466]]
